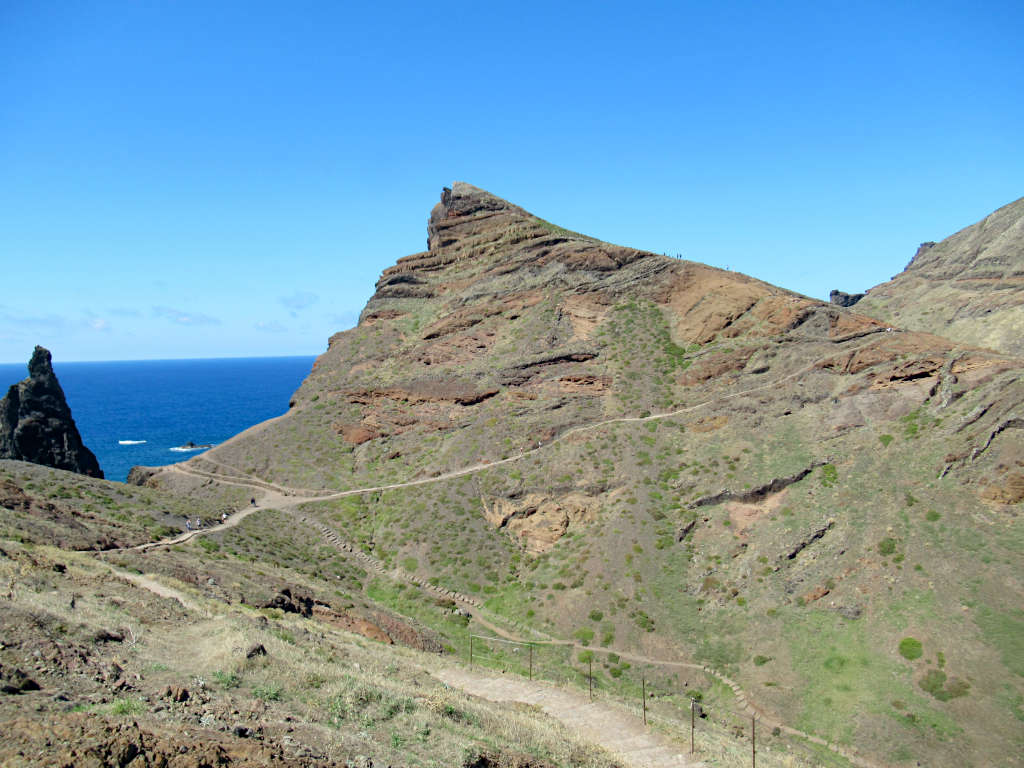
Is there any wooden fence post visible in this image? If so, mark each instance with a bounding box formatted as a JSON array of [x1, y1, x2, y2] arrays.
[[752, 715, 756, 768], [690, 698, 695, 753], [642, 677, 647, 725]]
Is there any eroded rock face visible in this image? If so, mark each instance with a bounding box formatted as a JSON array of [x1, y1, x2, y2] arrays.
[[0, 347, 103, 478], [481, 492, 601, 552]]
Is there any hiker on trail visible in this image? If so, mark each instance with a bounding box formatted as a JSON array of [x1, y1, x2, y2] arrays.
[[250, 497, 255, 506], [185, 519, 192, 531], [221, 511, 228, 522]]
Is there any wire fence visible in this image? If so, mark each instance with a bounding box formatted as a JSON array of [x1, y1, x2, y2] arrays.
[[466, 632, 869, 768]]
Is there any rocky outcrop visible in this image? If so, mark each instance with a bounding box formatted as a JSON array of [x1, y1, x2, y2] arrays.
[[690, 461, 828, 508], [125, 465, 159, 486], [829, 290, 865, 307], [481, 492, 601, 552], [0, 347, 103, 478]]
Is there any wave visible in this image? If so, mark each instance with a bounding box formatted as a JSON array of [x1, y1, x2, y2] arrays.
[[118, 440, 147, 445], [169, 444, 214, 453]]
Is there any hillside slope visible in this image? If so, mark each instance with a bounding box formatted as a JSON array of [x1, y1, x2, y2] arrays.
[[132, 183, 1024, 767], [854, 196, 1024, 357]]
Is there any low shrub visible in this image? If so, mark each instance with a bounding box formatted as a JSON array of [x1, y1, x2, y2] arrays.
[[213, 670, 241, 689], [919, 669, 970, 701], [574, 627, 595, 645], [899, 637, 923, 661]]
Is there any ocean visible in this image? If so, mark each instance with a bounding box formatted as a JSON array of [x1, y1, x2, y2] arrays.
[[0, 355, 317, 483]]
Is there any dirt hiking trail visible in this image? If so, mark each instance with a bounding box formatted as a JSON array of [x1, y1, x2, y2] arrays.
[[438, 667, 704, 768]]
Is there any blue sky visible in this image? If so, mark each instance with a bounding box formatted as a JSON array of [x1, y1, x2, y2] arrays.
[[1, 1, 1021, 362]]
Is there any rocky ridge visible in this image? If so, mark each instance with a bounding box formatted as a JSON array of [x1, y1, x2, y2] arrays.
[[0, 346, 103, 478], [856, 196, 1024, 356]]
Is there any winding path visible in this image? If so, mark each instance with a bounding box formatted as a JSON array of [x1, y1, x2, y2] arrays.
[[107, 332, 902, 767]]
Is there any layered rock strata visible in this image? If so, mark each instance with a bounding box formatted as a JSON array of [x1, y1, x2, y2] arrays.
[[856, 196, 1024, 355]]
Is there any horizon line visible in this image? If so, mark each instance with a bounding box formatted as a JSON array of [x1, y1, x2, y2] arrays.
[[0, 352, 322, 366]]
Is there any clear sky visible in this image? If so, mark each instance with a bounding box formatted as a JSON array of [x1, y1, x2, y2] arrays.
[[2, 1, 1021, 363]]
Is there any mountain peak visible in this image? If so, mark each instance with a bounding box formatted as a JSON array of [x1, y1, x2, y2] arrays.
[[28, 345, 54, 379], [426, 183, 539, 253]]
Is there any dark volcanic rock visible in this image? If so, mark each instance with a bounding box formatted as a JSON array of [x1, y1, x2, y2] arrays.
[[829, 290, 865, 307], [260, 588, 314, 617], [0, 347, 103, 478], [246, 643, 268, 658], [0, 663, 41, 694]]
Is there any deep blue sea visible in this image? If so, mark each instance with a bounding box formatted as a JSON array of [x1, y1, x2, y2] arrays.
[[0, 356, 317, 482]]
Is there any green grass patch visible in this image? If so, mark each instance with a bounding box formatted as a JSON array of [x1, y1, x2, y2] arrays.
[[253, 682, 283, 701], [213, 670, 242, 688], [975, 606, 1024, 677], [110, 697, 145, 716], [820, 463, 838, 488], [878, 537, 898, 556]]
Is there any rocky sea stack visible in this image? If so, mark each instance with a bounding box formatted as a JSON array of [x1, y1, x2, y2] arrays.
[[0, 346, 103, 478]]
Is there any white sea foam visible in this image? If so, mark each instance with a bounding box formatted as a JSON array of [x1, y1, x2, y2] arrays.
[[169, 445, 212, 452], [118, 440, 147, 445]]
